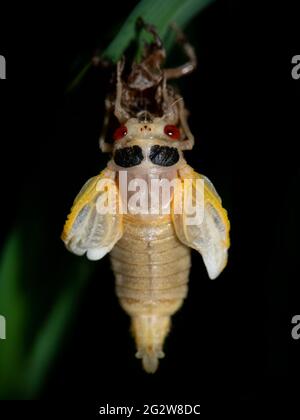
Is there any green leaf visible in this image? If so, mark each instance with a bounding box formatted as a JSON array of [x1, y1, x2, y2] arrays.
[[67, 0, 215, 91], [21, 259, 92, 399], [0, 225, 93, 399], [0, 229, 27, 397]]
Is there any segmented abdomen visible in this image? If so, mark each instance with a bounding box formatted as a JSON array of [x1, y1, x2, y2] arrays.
[[110, 214, 191, 373]]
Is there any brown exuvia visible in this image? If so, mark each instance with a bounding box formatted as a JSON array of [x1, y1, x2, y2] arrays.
[[62, 22, 230, 373]]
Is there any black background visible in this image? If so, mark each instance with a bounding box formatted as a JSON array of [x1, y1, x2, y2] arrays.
[[0, 0, 299, 413]]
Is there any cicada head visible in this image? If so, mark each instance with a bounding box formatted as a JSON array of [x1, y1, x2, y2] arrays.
[[99, 21, 195, 154], [109, 108, 192, 172]]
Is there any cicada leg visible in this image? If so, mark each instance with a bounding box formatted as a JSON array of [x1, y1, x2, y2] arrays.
[[164, 23, 197, 80], [114, 59, 131, 123], [99, 96, 114, 153], [177, 96, 195, 150]]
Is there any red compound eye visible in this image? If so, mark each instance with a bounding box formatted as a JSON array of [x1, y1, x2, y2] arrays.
[[113, 125, 127, 141], [164, 125, 180, 140]]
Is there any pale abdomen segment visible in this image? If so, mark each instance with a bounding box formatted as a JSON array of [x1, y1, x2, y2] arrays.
[[110, 214, 191, 373]]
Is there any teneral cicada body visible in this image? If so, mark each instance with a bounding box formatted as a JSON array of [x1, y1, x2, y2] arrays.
[[62, 22, 230, 373]]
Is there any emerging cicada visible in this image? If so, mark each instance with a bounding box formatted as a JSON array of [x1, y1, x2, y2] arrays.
[[62, 22, 230, 373]]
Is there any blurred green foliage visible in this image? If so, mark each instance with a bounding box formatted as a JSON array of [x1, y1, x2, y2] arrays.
[[0, 223, 93, 399]]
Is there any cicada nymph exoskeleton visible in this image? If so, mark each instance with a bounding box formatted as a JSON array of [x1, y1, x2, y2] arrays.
[[62, 21, 230, 373]]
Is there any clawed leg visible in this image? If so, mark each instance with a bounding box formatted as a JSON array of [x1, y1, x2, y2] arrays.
[[177, 95, 194, 150], [101, 59, 131, 152], [99, 97, 114, 153], [161, 86, 194, 149], [136, 17, 164, 51], [114, 59, 131, 123], [164, 23, 197, 80]]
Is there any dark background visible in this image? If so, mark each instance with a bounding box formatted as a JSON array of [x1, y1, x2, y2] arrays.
[[0, 0, 299, 412]]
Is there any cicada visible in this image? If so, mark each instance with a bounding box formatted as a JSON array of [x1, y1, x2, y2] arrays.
[[62, 22, 230, 373]]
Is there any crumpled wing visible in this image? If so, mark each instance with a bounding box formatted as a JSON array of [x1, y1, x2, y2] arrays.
[[172, 166, 230, 279], [61, 169, 123, 260]]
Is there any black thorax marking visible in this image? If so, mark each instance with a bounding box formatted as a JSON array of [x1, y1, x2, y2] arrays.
[[114, 146, 144, 167], [149, 145, 179, 166]]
